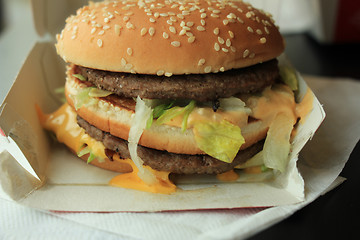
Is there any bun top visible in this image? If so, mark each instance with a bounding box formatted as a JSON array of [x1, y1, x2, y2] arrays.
[[56, 0, 285, 75]]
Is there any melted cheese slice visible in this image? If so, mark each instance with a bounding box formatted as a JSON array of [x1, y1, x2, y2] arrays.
[[37, 103, 176, 194], [110, 155, 176, 194]]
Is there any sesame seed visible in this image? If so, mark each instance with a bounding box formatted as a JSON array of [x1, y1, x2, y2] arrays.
[[260, 37, 267, 44], [125, 63, 133, 70], [169, 26, 176, 34], [157, 70, 165, 76], [170, 16, 177, 22], [98, 30, 105, 35], [227, 13, 236, 19], [127, 47, 133, 56], [226, 39, 231, 47], [223, 19, 229, 25], [180, 21, 185, 27], [201, 19, 206, 26], [91, 27, 96, 34], [246, 12, 252, 18], [198, 58, 205, 66], [247, 26, 254, 33], [177, 14, 184, 19], [140, 27, 147, 36], [214, 42, 220, 51], [197, 26, 205, 31], [213, 27, 219, 35], [186, 21, 194, 27], [213, 9, 221, 14], [188, 36, 196, 43], [204, 66, 212, 73], [243, 49, 250, 58], [228, 30, 234, 38], [264, 26, 270, 34], [149, 18, 156, 23], [167, 20, 173, 25], [237, 17, 244, 23], [186, 32, 193, 37], [211, 13, 219, 18], [114, 24, 121, 35], [179, 29, 187, 36], [220, 67, 225, 72], [222, 48, 229, 52], [71, 35, 76, 40], [126, 22, 135, 29], [160, 13, 168, 17], [201, 13, 207, 18], [162, 32, 169, 39], [103, 25, 110, 30], [230, 46, 236, 52], [182, 10, 190, 16], [104, 18, 109, 23], [97, 39, 103, 47], [123, 16, 129, 22], [165, 72, 173, 77], [218, 37, 225, 44], [256, 29, 263, 35], [154, 12, 160, 18], [121, 58, 126, 66], [171, 41, 181, 47], [149, 27, 155, 36]]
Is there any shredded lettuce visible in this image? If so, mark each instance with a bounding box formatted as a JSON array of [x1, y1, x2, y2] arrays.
[[181, 100, 196, 132], [153, 101, 175, 118], [88, 88, 112, 98], [154, 100, 196, 132], [263, 113, 294, 173], [73, 74, 87, 81], [77, 146, 98, 164], [193, 120, 245, 163], [237, 151, 264, 169], [73, 87, 112, 109], [73, 88, 92, 110], [54, 86, 66, 103], [279, 66, 298, 91], [128, 96, 157, 185], [219, 97, 251, 114]]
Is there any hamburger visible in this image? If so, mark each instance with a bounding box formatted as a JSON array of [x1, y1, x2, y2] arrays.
[[39, 0, 307, 194]]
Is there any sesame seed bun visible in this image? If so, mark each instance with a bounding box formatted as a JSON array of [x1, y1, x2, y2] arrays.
[[55, 0, 284, 75]]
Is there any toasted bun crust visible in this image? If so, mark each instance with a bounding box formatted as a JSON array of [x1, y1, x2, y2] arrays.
[[56, 0, 284, 75], [65, 74, 268, 155]]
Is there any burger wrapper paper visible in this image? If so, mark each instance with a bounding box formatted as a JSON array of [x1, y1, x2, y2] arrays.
[[0, 41, 333, 212]]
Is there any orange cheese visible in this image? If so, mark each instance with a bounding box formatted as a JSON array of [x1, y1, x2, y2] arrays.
[[37, 103, 176, 194], [109, 155, 176, 194], [216, 170, 239, 182]]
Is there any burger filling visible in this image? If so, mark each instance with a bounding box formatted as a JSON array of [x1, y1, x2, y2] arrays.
[[77, 115, 264, 174]]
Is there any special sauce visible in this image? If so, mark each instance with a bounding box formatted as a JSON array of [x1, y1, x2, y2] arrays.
[[37, 103, 176, 194]]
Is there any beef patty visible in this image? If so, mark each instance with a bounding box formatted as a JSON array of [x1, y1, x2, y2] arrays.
[[74, 59, 279, 102], [77, 116, 263, 174]]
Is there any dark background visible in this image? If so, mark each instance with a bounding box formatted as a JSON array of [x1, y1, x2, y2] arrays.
[[249, 33, 360, 240]]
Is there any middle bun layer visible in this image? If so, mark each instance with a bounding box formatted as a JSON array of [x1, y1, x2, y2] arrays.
[[65, 73, 268, 155]]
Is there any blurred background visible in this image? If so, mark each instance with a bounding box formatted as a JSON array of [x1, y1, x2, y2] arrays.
[[0, 0, 360, 102]]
